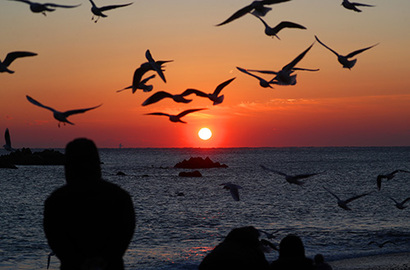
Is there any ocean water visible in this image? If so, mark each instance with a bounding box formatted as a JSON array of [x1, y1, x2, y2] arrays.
[[0, 147, 409, 269]]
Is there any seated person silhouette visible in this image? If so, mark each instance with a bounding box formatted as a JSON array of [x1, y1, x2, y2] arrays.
[[314, 254, 333, 270], [199, 226, 269, 270], [269, 234, 314, 270], [43, 138, 135, 270]]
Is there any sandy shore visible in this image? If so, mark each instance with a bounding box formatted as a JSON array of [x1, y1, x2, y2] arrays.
[[328, 252, 410, 270]]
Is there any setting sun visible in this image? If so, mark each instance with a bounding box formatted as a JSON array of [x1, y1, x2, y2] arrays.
[[198, 127, 212, 140]]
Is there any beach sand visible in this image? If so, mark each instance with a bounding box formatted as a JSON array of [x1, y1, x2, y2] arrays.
[[329, 252, 410, 270]]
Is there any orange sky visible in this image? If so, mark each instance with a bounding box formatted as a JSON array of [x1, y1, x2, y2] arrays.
[[1, 0, 410, 148]]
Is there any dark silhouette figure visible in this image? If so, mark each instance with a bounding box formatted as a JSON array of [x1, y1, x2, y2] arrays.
[[199, 226, 269, 270], [314, 254, 333, 270], [269, 234, 314, 270], [43, 138, 135, 270]]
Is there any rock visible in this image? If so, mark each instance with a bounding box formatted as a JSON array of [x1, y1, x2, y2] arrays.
[[178, 170, 202, 177], [174, 157, 228, 169], [0, 148, 65, 167]]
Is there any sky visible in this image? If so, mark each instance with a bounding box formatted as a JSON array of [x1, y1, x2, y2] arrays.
[[1, 0, 410, 148]]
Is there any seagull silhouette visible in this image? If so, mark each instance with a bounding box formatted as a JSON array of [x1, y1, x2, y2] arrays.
[[142, 89, 198, 106], [236, 67, 275, 88], [89, 0, 133, 22], [342, 0, 374, 12], [3, 128, 15, 152], [388, 196, 410, 210], [377, 169, 410, 190], [183, 77, 236, 105], [1, 51, 37, 74], [258, 229, 279, 239], [216, 0, 291, 26], [368, 241, 396, 248], [245, 43, 318, 85], [253, 15, 306, 39], [117, 74, 156, 93], [221, 182, 243, 201], [132, 50, 173, 93], [144, 108, 206, 124], [10, 0, 80, 15], [323, 186, 371, 210], [260, 165, 322, 185], [26, 95, 102, 127], [315, 35, 378, 69]]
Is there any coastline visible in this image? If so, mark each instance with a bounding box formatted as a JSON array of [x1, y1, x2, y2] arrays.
[[328, 252, 410, 270]]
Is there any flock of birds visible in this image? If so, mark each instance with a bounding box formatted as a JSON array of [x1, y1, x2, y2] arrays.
[[2, 0, 382, 127]]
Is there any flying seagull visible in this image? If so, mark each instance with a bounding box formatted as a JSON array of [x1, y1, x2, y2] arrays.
[[221, 182, 243, 201], [26, 95, 102, 127], [377, 169, 410, 190], [368, 241, 396, 248], [1, 51, 37, 74], [253, 15, 306, 39], [142, 89, 199, 106], [260, 165, 322, 185], [323, 186, 371, 210], [89, 0, 133, 22], [245, 43, 318, 85], [342, 0, 374, 12], [183, 77, 236, 105], [10, 0, 80, 15], [315, 35, 378, 69], [3, 128, 15, 152], [388, 196, 410, 210], [117, 74, 156, 93], [132, 50, 173, 93], [216, 0, 291, 26], [236, 67, 275, 88], [144, 108, 206, 124]]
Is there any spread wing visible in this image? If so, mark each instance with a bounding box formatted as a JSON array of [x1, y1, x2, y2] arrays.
[[216, 4, 253, 26], [142, 91, 173, 106], [260, 165, 287, 176], [282, 42, 314, 71], [63, 104, 102, 117], [346, 43, 378, 59], [26, 95, 56, 112], [315, 35, 339, 57], [181, 89, 208, 97], [246, 69, 278, 75], [44, 3, 81, 8], [176, 108, 206, 118], [323, 186, 341, 201], [145, 50, 167, 83], [293, 172, 321, 179], [345, 192, 370, 204], [237, 67, 268, 81], [99, 2, 132, 11], [3, 51, 37, 67], [274, 21, 306, 32], [213, 77, 236, 96]]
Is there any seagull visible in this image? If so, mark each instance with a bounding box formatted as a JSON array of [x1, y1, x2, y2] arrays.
[[377, 170, 410, 190], [388, 196, 410, 210], [258, 229, 279, 239], [342, 0, 374, 12], [221, 182, 243, 201], [132, 50, 173, 93], [253, 15, 306, 39], [144, 108, 206, 124], [323, 186, 371, 210], [183, 77, 236, 105], [260, 239, 279, 252], [3, 128, 15, 152], [10, 0, 80, 15], [216, 0, 291, 26], [47, 251, 55, 269], [142, 89, 199, 106], [260, 165, 322, 186], [26, 95, 102, 127], [315, 35, 378, 69], [89, 0, 133, 22], [368, 241, 396, 248], [236, 67, 275, 88], [1, 51, 37, 74], [245, 43, 318, 85], [117, 74, 156, 93]]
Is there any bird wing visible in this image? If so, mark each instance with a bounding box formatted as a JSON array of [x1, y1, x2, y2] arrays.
[[26, 95, 56, 112], [9, 0, 32, 4], [282, 42, 314, 71], [142, 91, 173, 106], [388, 196, 398, 204], [246, 69, 278, 75], [44, 3, 81, 8], [293, 172, 321, 179], [274, 21, 306, 32], [237, 67, 268, 81], [345, 43, 378, 59], [401, 197, 410, 205], [3, 51, 37, 67], [351, 2, 375, 7], [132, 65, 149, 92], [176, 108, 206, 118], [63, 104, 102, 117], [145, 50, 167, 83], [323, 186, 341, 201], [181, 89, 208, 97], [140, 74, 156, 84], [229, 186, 241, 201], [315, 35, 339, 57], [99, 2, 133, 11], [345, 192, 370, 204], [216, 4, 253, 26], [4, 128, 11, 147], [261, 0, 291, 5], [292, 67, 319, 72], [145, 112, 170, 117], [260, 165, 287, 176], [212, 77, 236, 96]]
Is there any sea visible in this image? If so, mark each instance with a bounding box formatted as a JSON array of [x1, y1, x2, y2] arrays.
[[0, 147, 409, 270]]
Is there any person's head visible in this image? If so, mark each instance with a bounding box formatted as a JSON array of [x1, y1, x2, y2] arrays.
[[64, 138, 101, 184], [224, 226, 260, 248], [279, 234, 305, 259]]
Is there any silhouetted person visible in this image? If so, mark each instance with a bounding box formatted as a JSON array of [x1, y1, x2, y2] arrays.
[[43, 138, 135, 270], [199, 226, 269, 270], [269, 234, 314, 270], [314, 254, 333, 270]]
